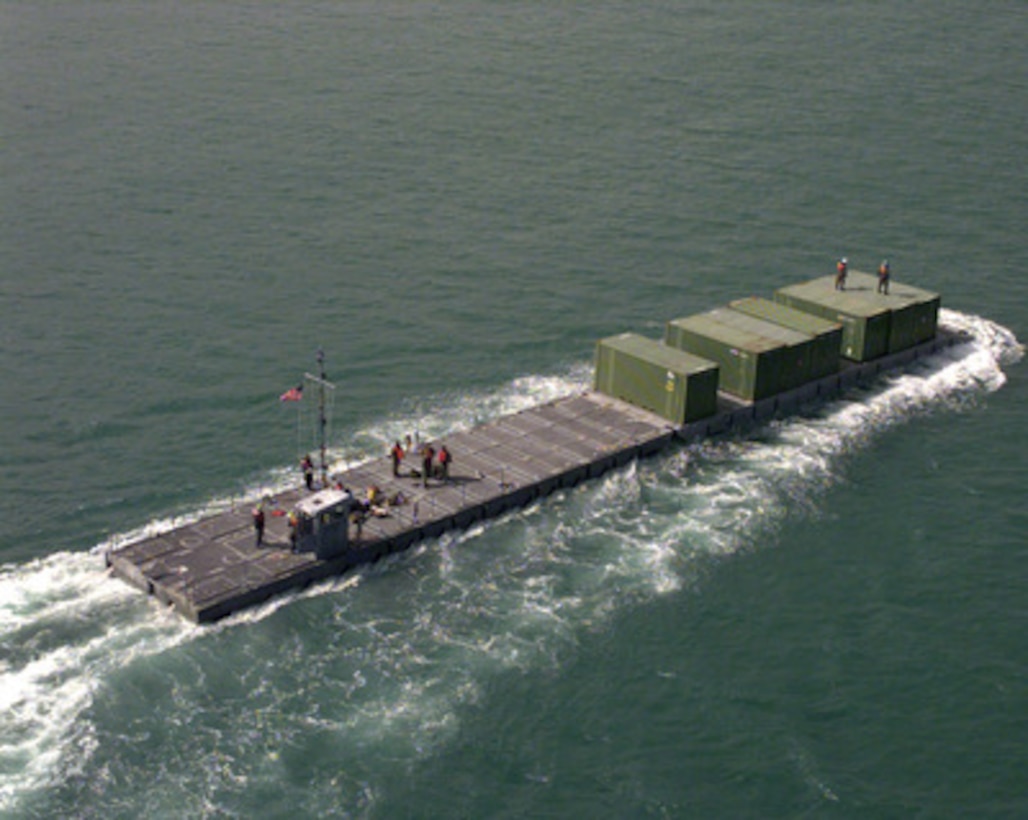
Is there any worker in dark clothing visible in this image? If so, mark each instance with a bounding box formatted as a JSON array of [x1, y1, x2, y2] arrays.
[[253, 505, 265, 547], [422, 444, 435, 488], [835, 257, 848, 290], [877, 260, 890, 294], [301, 454, 314, 490], [391, 440, 405, 477], [288, 511, 299, 552]]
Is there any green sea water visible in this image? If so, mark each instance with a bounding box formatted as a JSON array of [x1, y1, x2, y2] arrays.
[[1, 1, 1025, 816]]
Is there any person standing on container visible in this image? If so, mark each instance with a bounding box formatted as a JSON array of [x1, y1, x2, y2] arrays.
[[835, 257, 848, 290], [877, 259, 890, 295]]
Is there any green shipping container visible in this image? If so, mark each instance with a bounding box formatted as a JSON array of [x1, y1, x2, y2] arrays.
[[729, 296, 842, 381], [773, 275, 892, 361], [844, 271, 940, 353], [664, 308, 810, 401], [593, 333, 719, 424]]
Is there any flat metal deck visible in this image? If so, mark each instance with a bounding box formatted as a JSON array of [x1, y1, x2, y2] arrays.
[[106, 328, 964, 623], [106, 391, 675, 622]]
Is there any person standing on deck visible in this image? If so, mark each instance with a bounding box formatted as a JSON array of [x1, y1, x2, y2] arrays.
[[391, 440, 405, 477], [288, 510, 299, 552], [877, 260, 890, 294], [301, 454, 314, 490], [835, 257, 848, 290], [438, 445, 451, 481], [253, 504, 265, 547], [422, 444, 435, 488]]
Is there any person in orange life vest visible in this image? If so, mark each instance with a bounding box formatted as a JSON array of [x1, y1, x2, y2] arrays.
[[253, 504, 265, 547], [877, 260, 890, 294], [422, 444, 435, 487], [835, 257, 848, 290], [437, 445, 451, 480], [391, 440, 405, 476]]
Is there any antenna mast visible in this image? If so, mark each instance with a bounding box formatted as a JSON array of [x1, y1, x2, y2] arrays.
[[298, 349, 334, 490]]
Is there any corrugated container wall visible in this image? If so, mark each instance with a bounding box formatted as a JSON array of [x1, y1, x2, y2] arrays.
[[773, 274, 892, 361], [593, 333, 719, 424], [846, 271, 940, 353], [729, 296, 842, 381], [664, 308, 810, 401]]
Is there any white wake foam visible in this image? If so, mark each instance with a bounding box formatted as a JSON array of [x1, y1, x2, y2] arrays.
[[0, 552, 193, 811]]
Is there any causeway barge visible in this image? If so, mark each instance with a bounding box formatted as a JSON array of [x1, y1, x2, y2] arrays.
[[106, 271, 960, 623]]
